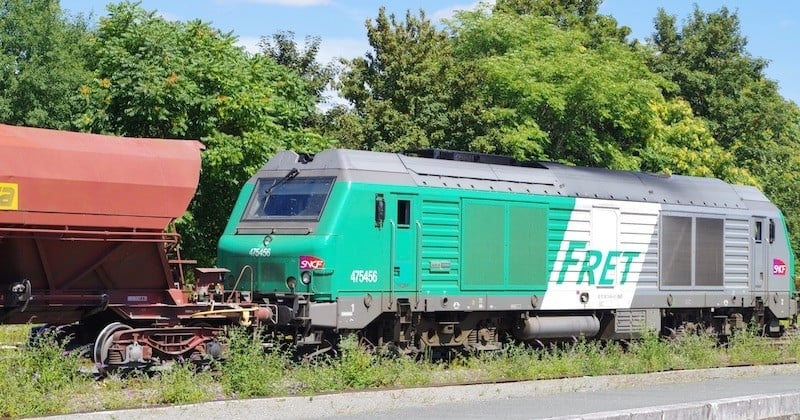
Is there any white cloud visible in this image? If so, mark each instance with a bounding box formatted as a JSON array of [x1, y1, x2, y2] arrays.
[[317, 38, 371, 64], [431, 0, 494, 24], [237, 36, 262, 54], [155, 10, 181, 22], [235, 36, 370, 63], [216, 0, 331, 6]]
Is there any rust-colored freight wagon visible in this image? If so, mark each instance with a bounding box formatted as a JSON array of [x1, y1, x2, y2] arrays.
[[0, 123, 202, 323], [0, 124, 269, 371]]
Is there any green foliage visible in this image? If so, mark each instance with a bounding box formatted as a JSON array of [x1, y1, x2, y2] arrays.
[[331, 335, 379, 388], [292, 335, 433, 393], [493, 0, 632, 45], [2, 324, 800, 417], [570, 339, 627, 376], [260, 30, 334, 101], [460, 339, 628, 381], [786, 331, 800, 362], [337, 7, 477, 152], [623, 330, 673, 373], [0, 324, 31, 344], [649, 6, 771, 148], [726, 324, 781, 365], [0, 0, 92, 129], [639, 99, 757, 184], [69, 1, 334, 264], [154, 364, 215, 405], [647, 4, 800, 279], [78, 2, 302, 139], [669, 333, 721, 369], [0, 330, 90, 417], [452, 6, 662, 167], [219, 327, 290, 398]]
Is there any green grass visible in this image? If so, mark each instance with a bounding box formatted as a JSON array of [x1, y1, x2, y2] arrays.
[[0, 324, 31, 345], [726, 325, 783, 365], [1, 324, 800, 417], [0, 328, 88, 417]]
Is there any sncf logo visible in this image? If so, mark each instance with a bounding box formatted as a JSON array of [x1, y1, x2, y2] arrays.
[[773, 259, 788, 276], [299, 255, 325, 270], [0, 183, 18, 210]]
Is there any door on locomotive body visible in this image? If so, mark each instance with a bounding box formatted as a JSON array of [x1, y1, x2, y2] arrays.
[[590, 206, 621, 287], [758, 216, 788, 294], [752, 216, 767, 292], [387, 193, 420, 298]]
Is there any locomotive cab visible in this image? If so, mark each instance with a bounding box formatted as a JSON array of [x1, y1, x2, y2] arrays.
[[217, 152, 344, 333]]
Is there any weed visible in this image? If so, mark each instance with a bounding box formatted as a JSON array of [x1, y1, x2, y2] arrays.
[[625, 330, 674, 373], [0, 324, 31, 345], [334, 334, 380, 389], [218, 327, 291, 398], [670, 332, 721, 369], [784, 331, 800, 362], [727, 324, 781, 365], [0, 329, 90, 417], [154, 364, 216, 405], [573, 339, 626, 376]]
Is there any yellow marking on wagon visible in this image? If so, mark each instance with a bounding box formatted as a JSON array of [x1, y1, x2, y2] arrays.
[[0, 183, 18, 210]]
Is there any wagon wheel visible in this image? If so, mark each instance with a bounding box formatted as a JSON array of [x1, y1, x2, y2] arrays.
[[92, 322, 132, 375]]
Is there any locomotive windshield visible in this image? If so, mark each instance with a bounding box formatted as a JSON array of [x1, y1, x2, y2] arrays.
[[243, 176, 334, 221]]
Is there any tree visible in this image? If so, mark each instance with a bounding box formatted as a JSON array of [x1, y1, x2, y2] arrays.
[[649, 6, 778, 149], [77, 1, 332, 264], [451, 6, 663, 168], [336, 2, 746, 178], [638, 98, 756, 185], [337, 7, 477, 152], [0, 0, 91, 129], [259, 30, 334, 101], [648, 6, 800, 272], [493, 0, 631, 45]]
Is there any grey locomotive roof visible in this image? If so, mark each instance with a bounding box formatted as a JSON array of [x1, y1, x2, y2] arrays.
[[261, 149, 769, 210]]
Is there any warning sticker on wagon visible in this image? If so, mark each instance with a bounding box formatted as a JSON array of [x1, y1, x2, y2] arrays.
[[0, 183, 18, 210]]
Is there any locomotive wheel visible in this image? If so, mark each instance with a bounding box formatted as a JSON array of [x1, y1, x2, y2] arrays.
[[93, 322, 132, 375]]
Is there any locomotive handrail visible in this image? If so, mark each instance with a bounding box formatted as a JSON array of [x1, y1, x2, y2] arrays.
[[0, 227, 180, 243], [235, 226, 311, 235], [415, 220, 422, 308], [227, 265, 254, 303], [389, 220, 396, 309]]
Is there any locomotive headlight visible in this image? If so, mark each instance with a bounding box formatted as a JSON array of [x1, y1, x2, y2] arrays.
[[301, 271, 312, 285], [286, 276, 297, 291]]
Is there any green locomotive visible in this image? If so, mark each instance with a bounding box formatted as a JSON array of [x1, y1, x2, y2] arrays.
[[217, 149, 796, 352]]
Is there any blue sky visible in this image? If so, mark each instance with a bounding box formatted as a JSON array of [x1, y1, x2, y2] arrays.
[[59, 1, 799, 104]]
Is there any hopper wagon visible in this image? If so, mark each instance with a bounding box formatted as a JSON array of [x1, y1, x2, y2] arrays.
[[0, 124, 270, 371]]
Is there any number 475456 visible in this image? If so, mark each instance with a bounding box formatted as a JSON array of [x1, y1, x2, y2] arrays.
[[350, 270, 378, 283]]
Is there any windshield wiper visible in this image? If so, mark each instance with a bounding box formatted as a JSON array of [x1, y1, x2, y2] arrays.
[[264, 168, 299, 197]]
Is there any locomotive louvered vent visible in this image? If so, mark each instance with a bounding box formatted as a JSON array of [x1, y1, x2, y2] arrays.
[[404, 149, 547, 169]]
